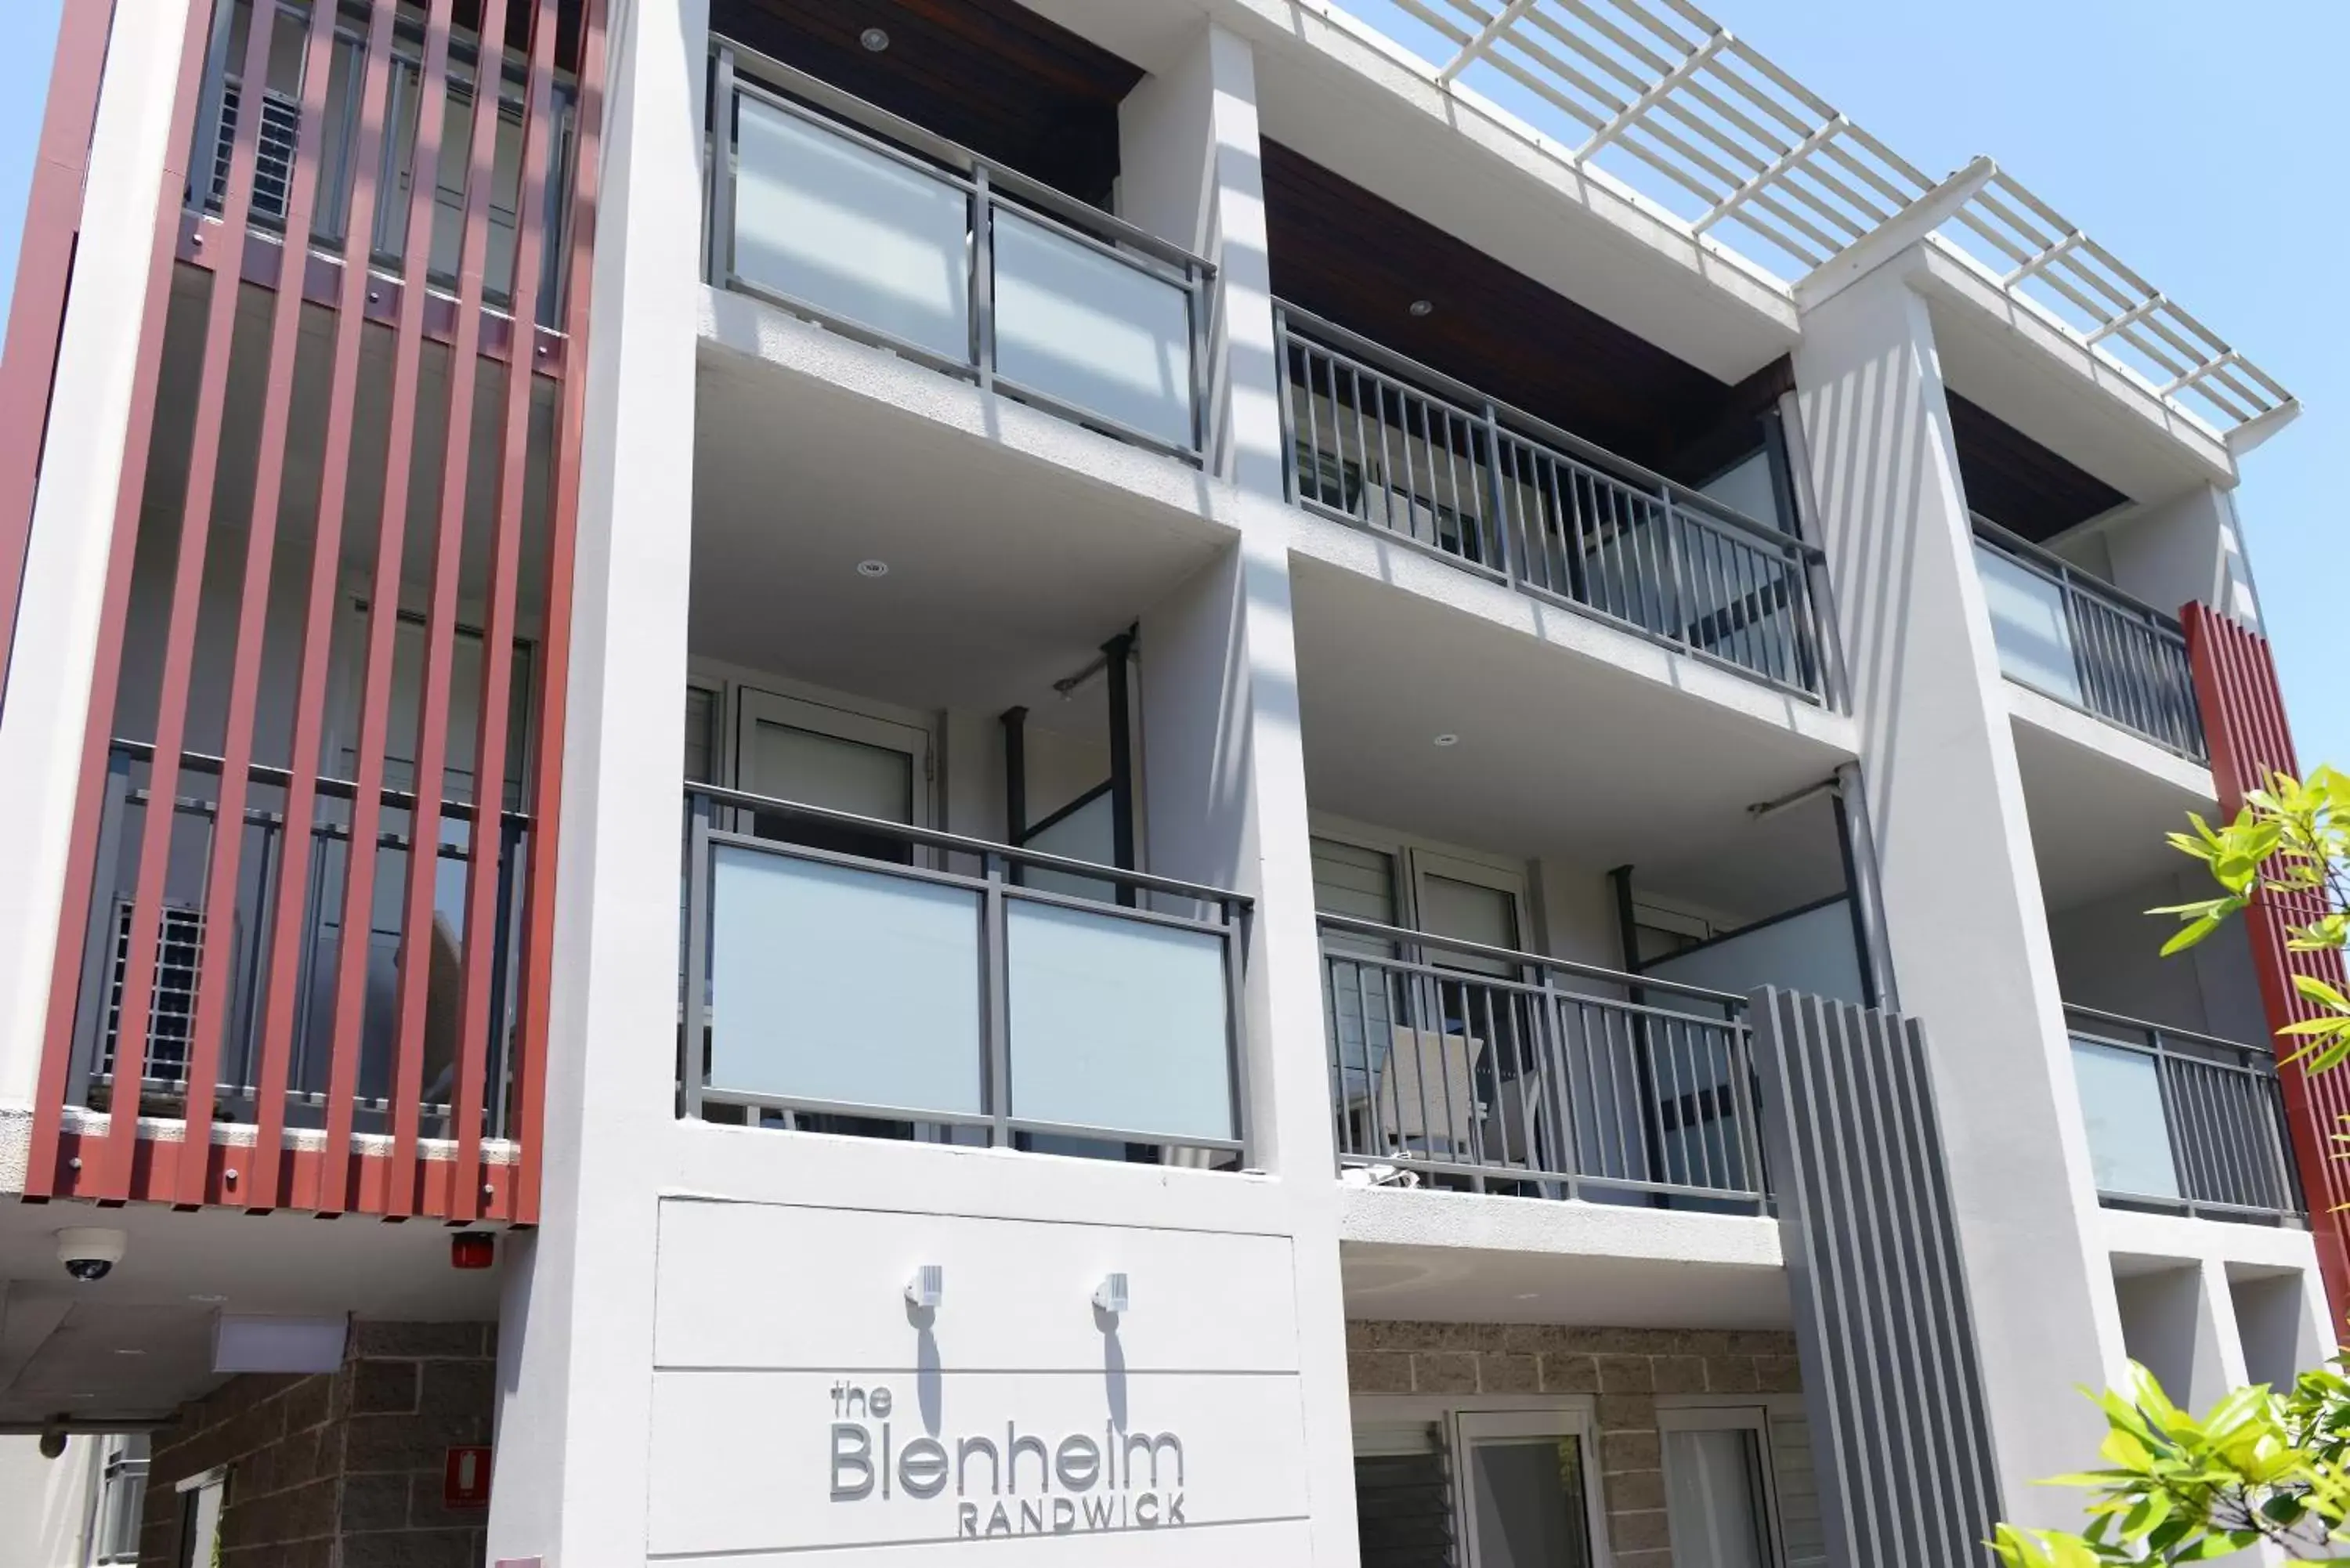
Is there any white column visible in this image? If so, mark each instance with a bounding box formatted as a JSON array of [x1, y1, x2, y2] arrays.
[[1117, 22, 1285, 500], [2113, 1263, 2238, 1414], [0, 0, 197, 1121], [486, 0, 705, 1560], [1126, 27, 1359, 1565], [2105, 482, 2263, 630], [1792, 258, 2128, 1526]]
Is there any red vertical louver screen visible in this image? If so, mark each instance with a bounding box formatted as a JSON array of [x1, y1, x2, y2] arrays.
[[24, 0, 606, 1224], [2184, 602, 2350, 1320]]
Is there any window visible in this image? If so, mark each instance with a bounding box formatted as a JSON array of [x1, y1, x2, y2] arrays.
[[1354, 1422, 1456, 1568], [210, 80, 304, 222], [92, 1435, 150, 1565], [1455, 1410, 1605, 1568], [102, 903, 207, 1089], [1660, 1405, 1820, 1568]]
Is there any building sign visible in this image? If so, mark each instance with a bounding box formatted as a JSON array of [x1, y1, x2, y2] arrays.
[[826, 1379, 1188, 1538]]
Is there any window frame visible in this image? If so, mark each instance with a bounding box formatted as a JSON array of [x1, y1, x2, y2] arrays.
[[1655, 1397, 1801, 1568]]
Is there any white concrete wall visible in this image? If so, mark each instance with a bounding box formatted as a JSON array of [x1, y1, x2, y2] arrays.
[[0, 1437, 96, 1568], [0, 0, 200, 1133], [2103, 483, 2262, 632], [485, 0, 708, 1557], [2046, 873, 2269, 1046], [1793, 257, 2128, 1526]]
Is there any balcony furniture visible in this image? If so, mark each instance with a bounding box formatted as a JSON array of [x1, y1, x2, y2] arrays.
[[1973, 518, 2205, 761], [1357, 1025, 1488, 1161], [1321, 916, 1768, 1209]]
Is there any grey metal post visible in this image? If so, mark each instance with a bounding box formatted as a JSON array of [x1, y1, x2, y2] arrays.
[[969, 167, 994, 389], [680, 792, 713, 1121], [706, 46, 737, 287], [984, 856, 1010, 1146]]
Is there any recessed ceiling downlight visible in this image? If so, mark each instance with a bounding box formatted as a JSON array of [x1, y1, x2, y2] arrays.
[[1408, 298, 1434, 317], [860, 27, 890, 52], [1433, 733, 1460, 747], [856, 559, 890, 579]]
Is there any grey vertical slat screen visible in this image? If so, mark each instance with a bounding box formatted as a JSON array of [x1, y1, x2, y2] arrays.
[[1750, 988, 2004, 1568]]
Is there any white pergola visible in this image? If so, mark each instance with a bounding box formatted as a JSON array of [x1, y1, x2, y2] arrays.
[[1365, 0, 2296, 450]]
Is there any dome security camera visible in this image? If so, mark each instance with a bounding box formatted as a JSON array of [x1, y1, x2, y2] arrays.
[[55, 1227, 126, 1283], [37, 1429, 67, 1460]]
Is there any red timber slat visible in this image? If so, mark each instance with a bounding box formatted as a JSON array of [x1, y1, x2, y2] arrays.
[[320, 0, 459, 1218], [100, 0, 296, 1203], [0, 0, 114, 711], [2183, 602, 2350, 1319], [176, 0, 348, 1208], [36, 0, 605, 1223], [511, 0, 609, 1227], [25, 6, 217, 1201], [48, 1127, 522, 1220], [452, 0, 562, 1225], [246, 0, 405, 1214], [386, 0, 513, 1219]]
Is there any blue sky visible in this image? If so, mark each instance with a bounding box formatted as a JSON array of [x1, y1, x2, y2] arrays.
[[0, 0, 2336, 764]]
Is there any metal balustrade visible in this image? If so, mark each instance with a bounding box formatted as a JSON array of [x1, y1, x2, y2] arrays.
[[68, 742, 530, 1142], [1277, 305, 1834, 702], [1321, 916, 1769, 1210], [1974, 518, 2206, 761], [705, 39, 1215, 464], [2068, 1007, 2301, 1224], [681, 784, 1252, 1164]]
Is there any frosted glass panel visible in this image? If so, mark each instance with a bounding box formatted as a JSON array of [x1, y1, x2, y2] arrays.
[[2072, 1038, 2181, 1200], [1021, 788, 1117, 904], [1977, 544, 2084, 704], [732, 99, 970, 363], [1006, 901, 1233, 1140], [1641, 899, 1867, 1007], [708, 848, 983, 1115], [992, 208, 1194, 448]]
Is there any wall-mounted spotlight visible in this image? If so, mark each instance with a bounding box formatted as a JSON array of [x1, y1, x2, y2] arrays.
[[906, 1265, 944, 1310], [1092, 1273, 1130, 1316]]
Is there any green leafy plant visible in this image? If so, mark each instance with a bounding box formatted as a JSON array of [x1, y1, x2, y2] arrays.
[[2155, 764, 2350, 1068], [1990, 1361, 2350, 1564], [1992, 768, 2350, 1562]]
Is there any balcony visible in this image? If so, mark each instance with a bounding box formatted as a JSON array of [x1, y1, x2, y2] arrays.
[[703, 40, 1213, 463], [2069, 1008, 2301, 1225], [680, 785, 1251, 1166], [1975, 518, 2206, 761], [1276, 307, 1833, 701], [185, 0, 580, 329], [1322, 918, 1769, 1212]]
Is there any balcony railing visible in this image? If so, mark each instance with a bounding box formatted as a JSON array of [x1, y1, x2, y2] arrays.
[[186, 0, 578, 327], [1974, 518, 2206, 761], [681, 784, 1251, 1164], [66, 742, 530, 1143], [1321, 916, 1768, 1211], [1276, 305, 1834, 703], [705, 41, 1214, 464], [2068, 1006, 2301, 1224]]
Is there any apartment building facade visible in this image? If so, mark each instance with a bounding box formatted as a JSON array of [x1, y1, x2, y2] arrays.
[[0, 0, 2336, 1565]]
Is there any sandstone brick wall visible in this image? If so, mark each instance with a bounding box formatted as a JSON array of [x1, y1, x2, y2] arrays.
[[1346, 1321, 1802, 1568], [139, 1321, 497, 1568]]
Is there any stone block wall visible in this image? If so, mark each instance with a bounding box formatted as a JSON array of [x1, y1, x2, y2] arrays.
[[138, 1321, 497, 1568], [1346, 1321, 1803, 1568]]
